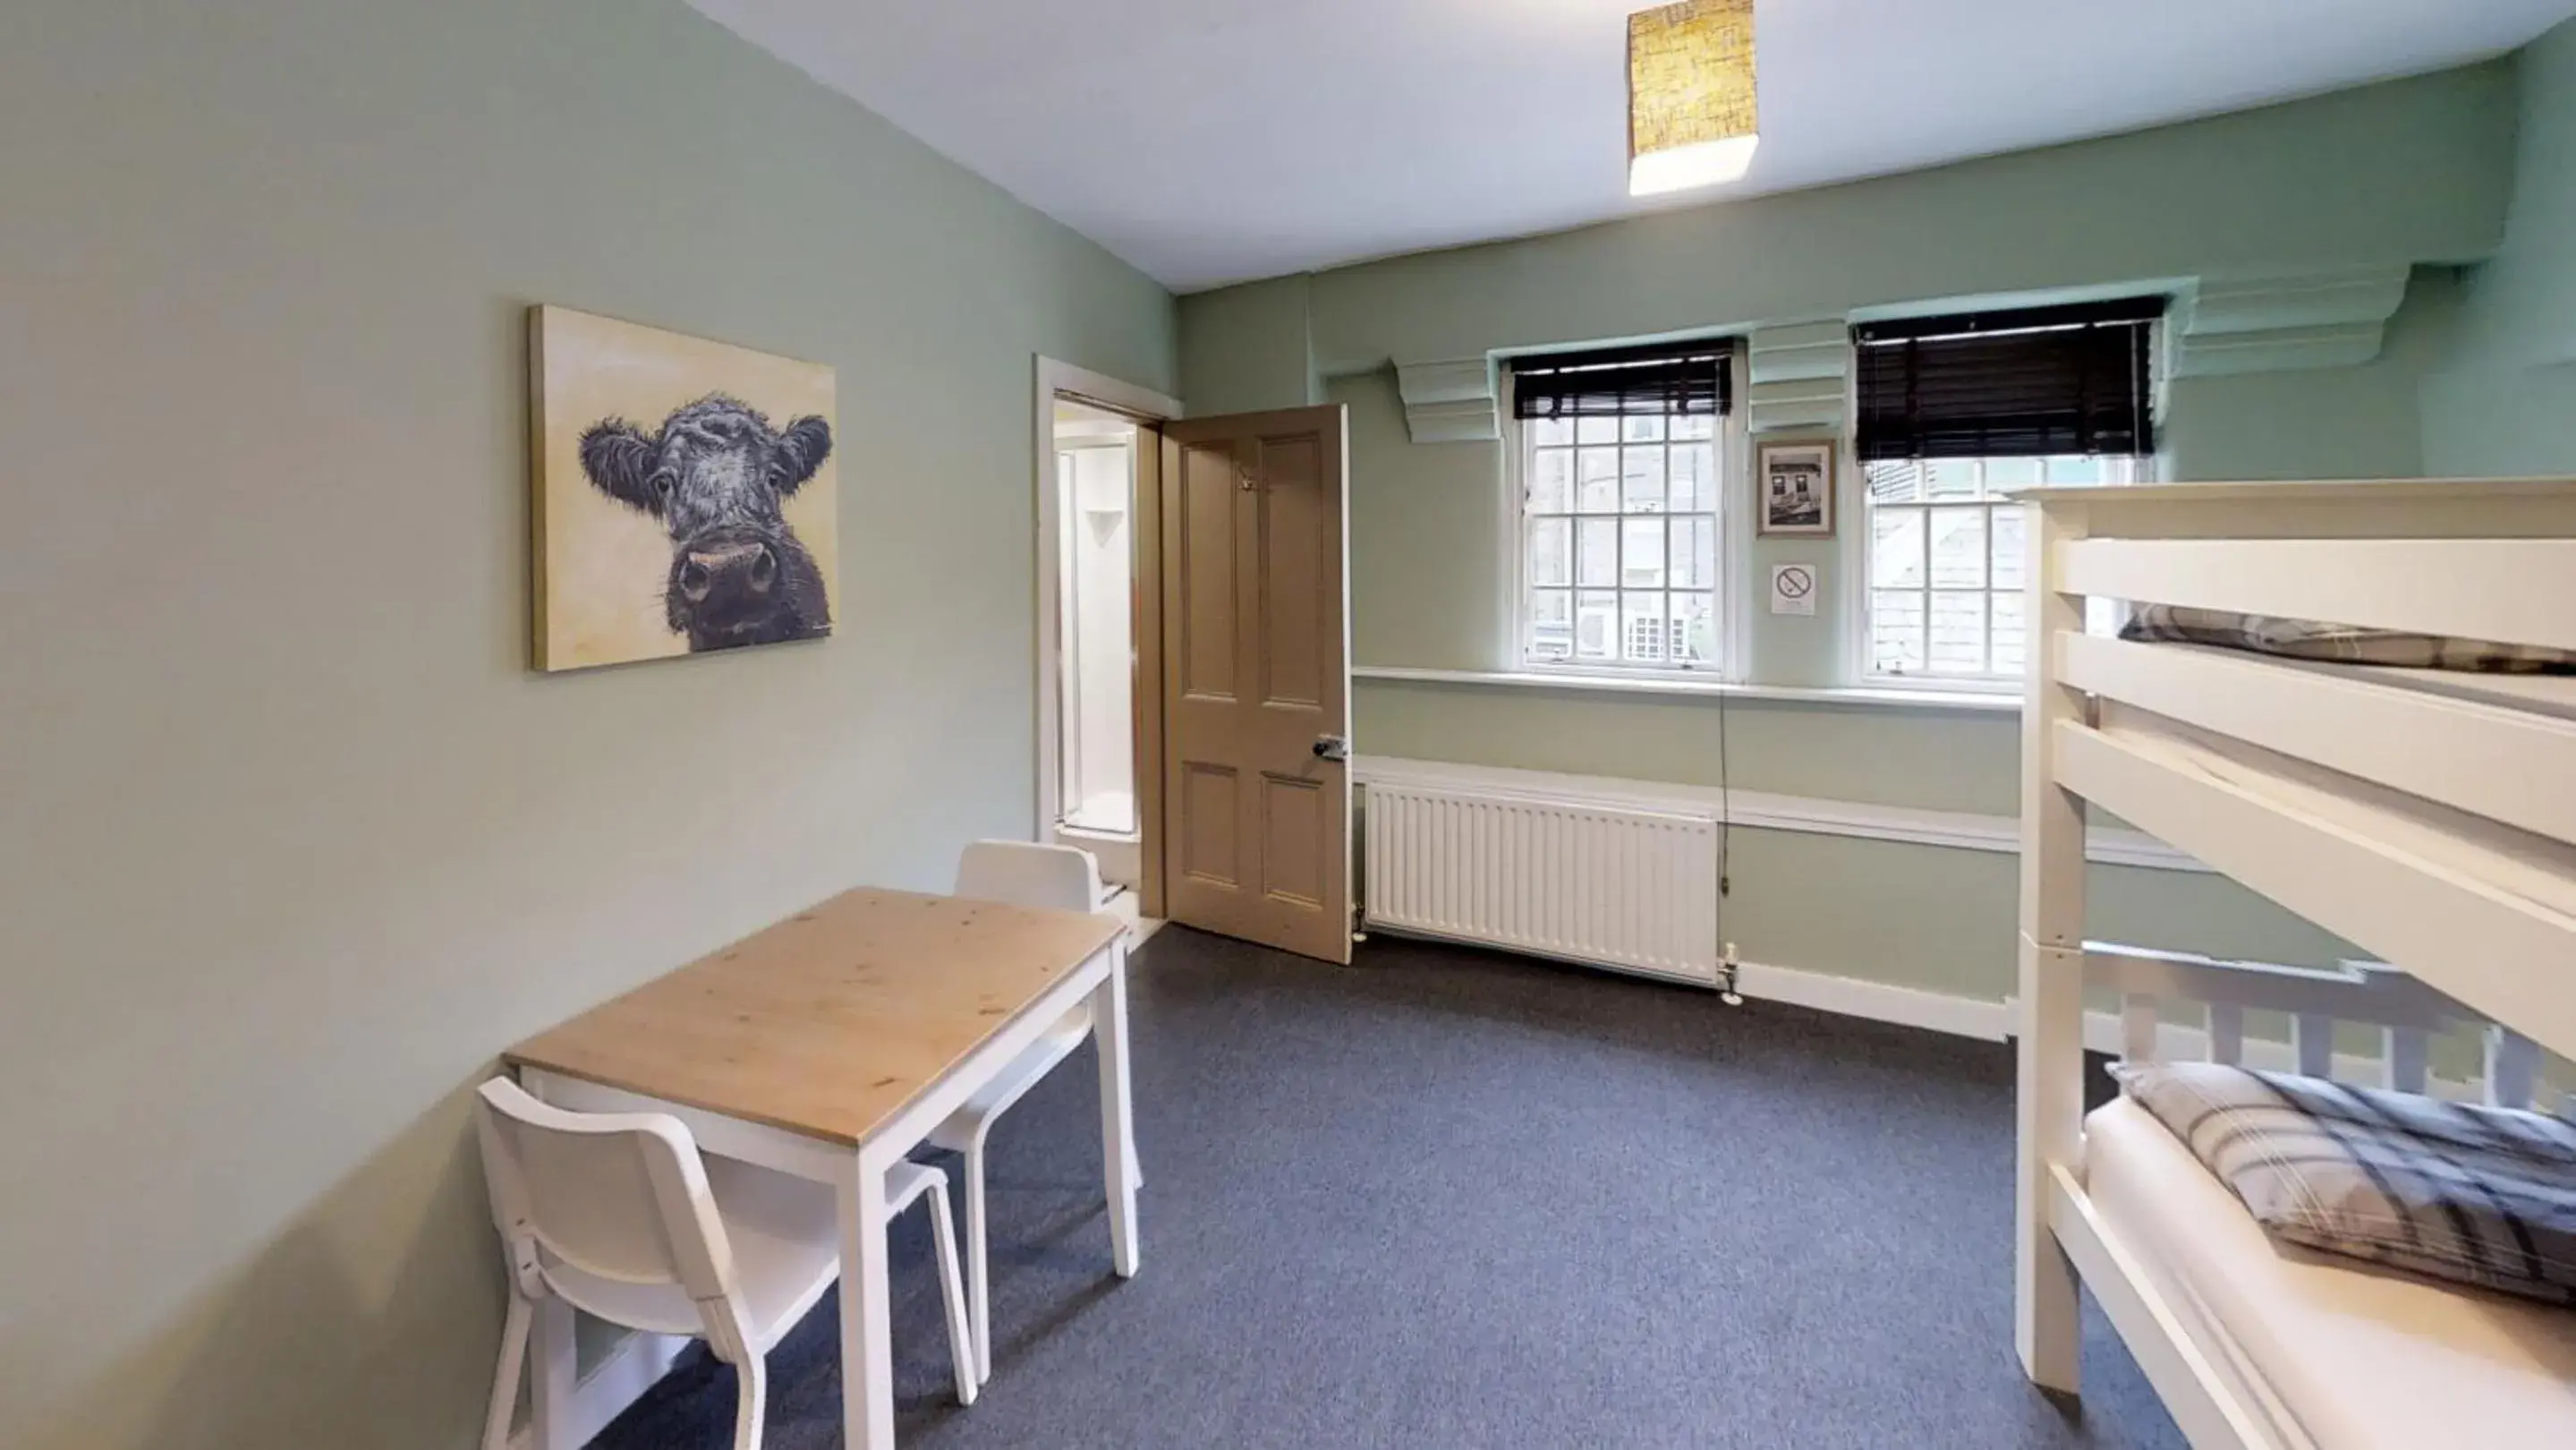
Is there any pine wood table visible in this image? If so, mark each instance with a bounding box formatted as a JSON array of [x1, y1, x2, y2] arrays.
[[504, 886, 1136, 1450]]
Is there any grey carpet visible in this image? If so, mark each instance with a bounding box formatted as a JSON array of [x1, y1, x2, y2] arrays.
[[593, 928, 2182, 1449]]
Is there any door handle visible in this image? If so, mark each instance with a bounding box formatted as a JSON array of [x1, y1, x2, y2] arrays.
[[1313, 735, 1350, 763]]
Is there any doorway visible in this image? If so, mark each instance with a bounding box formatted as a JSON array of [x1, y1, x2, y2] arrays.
[[1033, 361, 1355, 962], [1050, 399, 1143, 883], [1033, 359, 1181, 929]]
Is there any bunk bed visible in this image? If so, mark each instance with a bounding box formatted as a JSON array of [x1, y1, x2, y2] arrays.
[[2012, 478, 2576, 1450]]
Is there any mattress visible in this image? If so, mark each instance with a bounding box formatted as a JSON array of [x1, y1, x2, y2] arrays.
[[2084, 1097, 2576, 1450]]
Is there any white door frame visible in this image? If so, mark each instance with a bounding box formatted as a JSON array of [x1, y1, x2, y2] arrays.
[[1032, 357, 1182, 868]]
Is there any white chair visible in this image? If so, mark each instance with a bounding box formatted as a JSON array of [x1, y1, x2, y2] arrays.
[[473, 1078, 975, 1450], [931, 840, 1135, 1384]]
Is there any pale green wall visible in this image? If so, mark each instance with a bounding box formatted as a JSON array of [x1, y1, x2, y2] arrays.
[[1356, 678, 2018, 813], [1205, 66, 2532, 1005], [2426, 18, 2576, 475], [0, 4, 1173, 1449], [1722, 832, 2351, 1002], [1291, 64, 2512, 374], [1343, 370, 1505, 671], [1177, 273, 1320, 416], [2165, 270, 2460, 482]]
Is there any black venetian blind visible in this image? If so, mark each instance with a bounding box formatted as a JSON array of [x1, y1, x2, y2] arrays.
[[1853, 299, 2164, 461], [1511, 339, 1734, 420]]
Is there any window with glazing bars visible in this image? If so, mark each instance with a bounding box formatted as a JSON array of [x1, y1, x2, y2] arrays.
[[1863, 455, 2138, 681], [1514, 343, 1730, 671]]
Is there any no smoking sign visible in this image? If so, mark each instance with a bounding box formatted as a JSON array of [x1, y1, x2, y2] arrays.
[[1769, 563, 1819, 617]]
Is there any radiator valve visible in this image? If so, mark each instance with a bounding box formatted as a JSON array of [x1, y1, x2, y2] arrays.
[[1719, 942, 1744, 1007]]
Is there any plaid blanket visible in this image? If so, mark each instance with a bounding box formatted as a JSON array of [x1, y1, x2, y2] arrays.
[[2121, 603, 2576, 674], [2120, 1061, 2576, 1305]]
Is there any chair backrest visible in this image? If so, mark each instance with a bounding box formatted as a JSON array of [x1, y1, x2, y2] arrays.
[[956, 840, 1103, 914], [472, 1078, 736, 1307]]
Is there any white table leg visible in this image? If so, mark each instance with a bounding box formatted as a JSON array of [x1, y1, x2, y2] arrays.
[[838, 1149, 897, 1450], [1093, 942, 1140, 1278]]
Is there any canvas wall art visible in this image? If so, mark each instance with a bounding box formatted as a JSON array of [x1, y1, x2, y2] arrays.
[[531, 305, 838, 671]]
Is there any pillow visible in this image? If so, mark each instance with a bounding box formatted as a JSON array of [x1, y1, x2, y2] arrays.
[[2119, 1061, 2576, 1305], [2121, 603, 2576, 674]]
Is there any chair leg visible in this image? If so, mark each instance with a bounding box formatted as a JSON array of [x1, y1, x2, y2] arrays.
[[922, 1175, 979, 1406], [964, 1135, 993, 1386], [482, 1291, 532, 1450], [734, 1349, 768, 1450]]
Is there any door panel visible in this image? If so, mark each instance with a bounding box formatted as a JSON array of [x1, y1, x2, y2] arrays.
[[1256, 435, 1325, 708], [1178, 440, 1241, 702], [1160, 405, 1352, 963], [1179, 763, 1240, 887], [1259, 772, 1327, 908]]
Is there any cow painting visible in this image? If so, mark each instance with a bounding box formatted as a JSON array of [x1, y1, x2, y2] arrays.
[[578, 397, 834, 652], [531, 306, 838, 671]]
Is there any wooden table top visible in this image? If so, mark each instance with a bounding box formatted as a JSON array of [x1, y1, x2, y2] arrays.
[[506, 887, 1125, 1147]]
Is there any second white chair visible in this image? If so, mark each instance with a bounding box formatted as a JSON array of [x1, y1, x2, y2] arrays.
[[932, 840, 1135, 1385], [473, 1077, 975, 1450]]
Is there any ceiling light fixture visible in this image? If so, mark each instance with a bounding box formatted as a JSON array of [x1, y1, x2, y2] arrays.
[[1628, 0, 1759, 197]]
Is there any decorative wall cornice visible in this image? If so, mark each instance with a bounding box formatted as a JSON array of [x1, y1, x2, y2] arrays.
[[2172, 266, 2412, 378], [1393, 358, 1501, 443], [1745, 320, 1849, 433]]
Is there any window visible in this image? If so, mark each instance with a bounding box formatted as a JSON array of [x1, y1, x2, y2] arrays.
[[1513, 343, 1732, 672], [1853, 298, 2163, 686], [1862, 456, 2138, 682]]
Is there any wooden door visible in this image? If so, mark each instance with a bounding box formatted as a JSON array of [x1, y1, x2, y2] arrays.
[[1159, 405, 1352, 963]]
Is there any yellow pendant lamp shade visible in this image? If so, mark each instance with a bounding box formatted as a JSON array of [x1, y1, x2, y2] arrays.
[[1628, 0, 1759, 197]]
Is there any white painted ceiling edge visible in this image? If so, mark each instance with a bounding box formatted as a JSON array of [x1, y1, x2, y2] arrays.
[[685, 0, 2576, 293]]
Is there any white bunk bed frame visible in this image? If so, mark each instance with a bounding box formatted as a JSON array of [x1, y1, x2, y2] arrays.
[[2013, 478, 2576, 1449]]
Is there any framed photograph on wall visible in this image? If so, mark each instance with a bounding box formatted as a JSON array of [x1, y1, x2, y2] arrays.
[[1756, 438, 1837, 537]]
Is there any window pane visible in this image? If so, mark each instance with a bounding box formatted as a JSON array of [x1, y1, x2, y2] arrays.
[[1577, 448, 1620, 510], [1525, 405, 1729, 676], [1669, 444, 1715, 512], [1982, 457, 2041, 491], [1577, 517, 1619, 587], [1621, 591, 1672, 664], [1669, 516, 1715, 589], [1925, 459, 1981, 499], [2045, 456, 2104, 485], [1872, 507, 1926, 588], [1673, 591, 1717, 664], [1622, 448, 1668, 512], [1528, 588, 1572, 661], [1927, 591, 1989, 674], [1526, 517, 1570, 586], [1872, 590, 1926, 674], [1622, 517, 1666, 587], [1989, 506, 2028, 592], [1529, 448, 1572, 513], [1929, 508, 1987, 588], [1991, 592, 2028, 677], [1576, 591, 1618, 661], [1866, 461, 1924, 504]]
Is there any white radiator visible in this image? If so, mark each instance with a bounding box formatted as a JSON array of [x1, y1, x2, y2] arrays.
[[1361, 780, 1722, 985]]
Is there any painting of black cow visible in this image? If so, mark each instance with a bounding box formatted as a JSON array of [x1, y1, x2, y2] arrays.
[[531, 306, 837, 670]]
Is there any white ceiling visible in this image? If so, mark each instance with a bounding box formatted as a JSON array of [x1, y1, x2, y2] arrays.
[[689, 0, 2576, 293]]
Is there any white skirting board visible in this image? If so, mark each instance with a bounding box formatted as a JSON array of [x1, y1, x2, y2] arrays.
[[1365, 923, 2505, 1098]]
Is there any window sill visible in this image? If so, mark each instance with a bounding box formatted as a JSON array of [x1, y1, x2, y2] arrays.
[[1350, 665, 2020, 713]]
